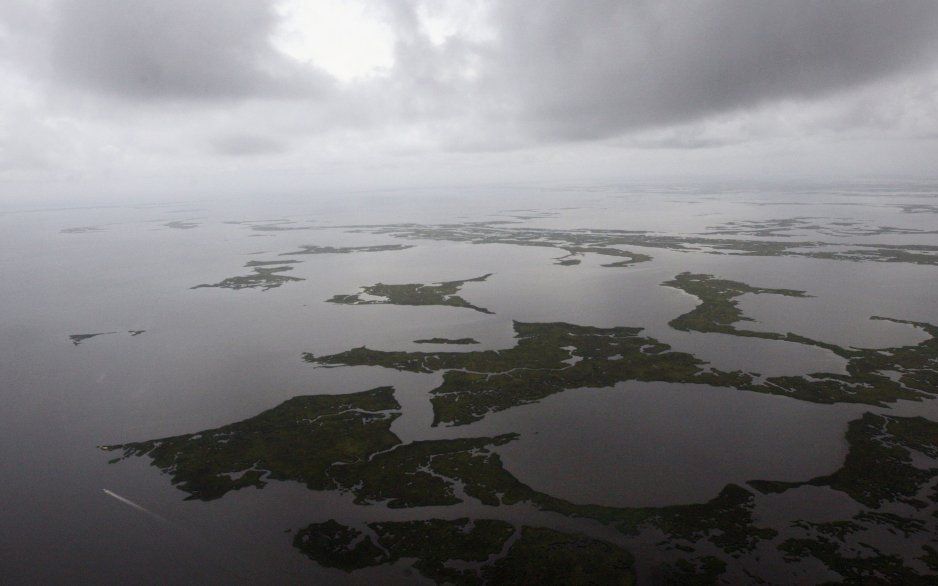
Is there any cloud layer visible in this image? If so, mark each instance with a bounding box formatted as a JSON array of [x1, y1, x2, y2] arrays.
[[2, 0, 938, 200], [489, 0, 938, 139], [52, 0, 332, 99]]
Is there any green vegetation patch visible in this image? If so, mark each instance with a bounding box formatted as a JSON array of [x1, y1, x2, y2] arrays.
[[108, 393, 938, 572], [104, 386, 524, 508], [666, 273, 938, 405], [105, 385, 775, 558], [483, 525, 635, 585], [746, 413, 938, 581], [103, 387, 403, 500], [281, 244, 413, 255], [348, 220, 938, 266], [294, 518, 635, 585], [704, 217, 938, 238], [552, 246, 651, 268], [750, 413, 938, 508], [243, 259, 302, 267], [660, 555, 728, 585], [307, 286, 938, 426], [663, 272, 811, 337], [398, 223, 657, 268], [790, 519, 863, 542], [327, 273, 494, 314], [192, 262, 304, 291], [332, 434, 518, 509], [164, 220, 199, 230], [307, 320, 734, 425], [71, 331, 146, 345], [853, 511, 925, 537], [562, 246, 652, 268], [61, 226, 104, 234], [293, 520, 386, 572], [69, 332, 117, 345], [921, 545, 938, 572], [778, 537, 932, 584]]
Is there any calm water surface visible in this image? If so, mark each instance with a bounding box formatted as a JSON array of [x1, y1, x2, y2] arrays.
[[2, 182, 937, 582]]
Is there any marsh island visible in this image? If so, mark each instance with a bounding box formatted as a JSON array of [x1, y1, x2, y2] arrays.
[[328, 274, 494, 314]]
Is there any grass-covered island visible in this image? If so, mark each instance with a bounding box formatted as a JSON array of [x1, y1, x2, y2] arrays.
[[347, 219, 938, 267], [192, 260, 304, 291], [280, 244, 414, 255], [103, 386, 938, 582], [308, 273, 938, 426], [327, 274, 494, 314], [69, 332, 116, 345], [70, 330, 145, 345]]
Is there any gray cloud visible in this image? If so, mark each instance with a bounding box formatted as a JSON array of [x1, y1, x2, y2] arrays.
[[210, 133, 288, 156], [485, 0, 938, 140], [51, 0, 330, 100], [2, 0, 938, 200]]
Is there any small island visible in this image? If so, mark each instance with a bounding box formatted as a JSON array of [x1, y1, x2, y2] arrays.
[[164, 220, 199, 230], [69, 332, 116, 345], [327, 274, 494, 314], [192, 260, 304, 291], [60, 226, 104, 234], [280, 244, 414, 255]]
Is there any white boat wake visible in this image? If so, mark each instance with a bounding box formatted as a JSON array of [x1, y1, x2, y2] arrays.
[[102, 489, 169, 523]]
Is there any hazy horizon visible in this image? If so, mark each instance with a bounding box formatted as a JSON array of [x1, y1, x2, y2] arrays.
[[3, 0, 938, 204]]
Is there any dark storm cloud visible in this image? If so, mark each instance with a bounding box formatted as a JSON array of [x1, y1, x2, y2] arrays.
[[487, 0, 938, 140], [3, 0, 938, 197], [51, 0, 329, 100], [17, 0, 938, 139]]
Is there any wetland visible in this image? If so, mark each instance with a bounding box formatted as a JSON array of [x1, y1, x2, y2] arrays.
[[5, 183, 938, 583]]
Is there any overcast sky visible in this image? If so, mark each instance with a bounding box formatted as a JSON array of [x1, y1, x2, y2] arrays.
[[2, 0, 938, 202]]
